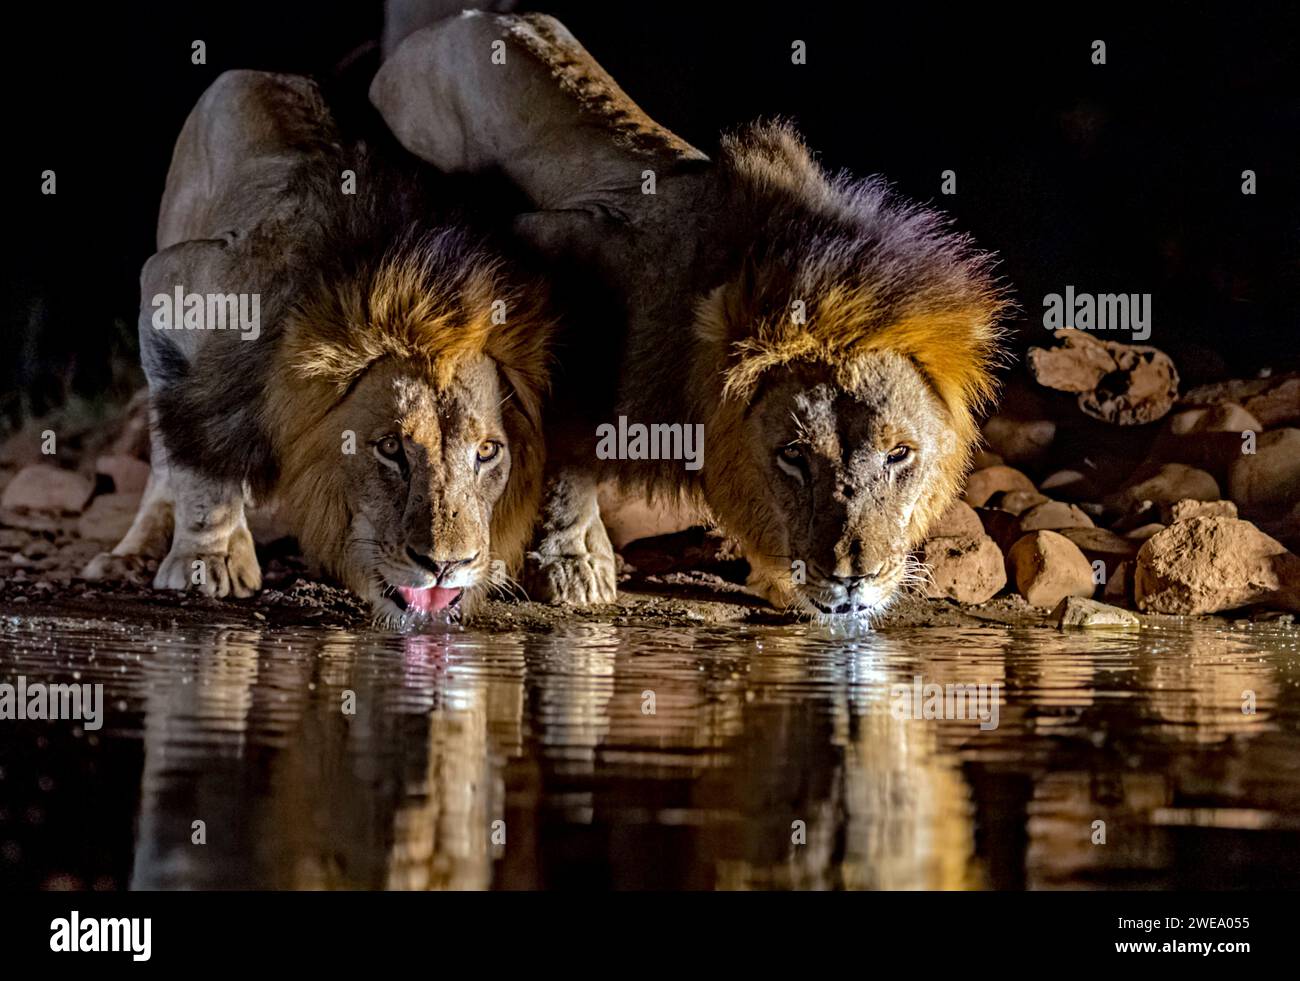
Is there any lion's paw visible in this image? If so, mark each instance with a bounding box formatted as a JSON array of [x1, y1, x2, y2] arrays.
[[153, 527, 261, 599], [81, 552, 157, 585], [523, 550, 617, 606]]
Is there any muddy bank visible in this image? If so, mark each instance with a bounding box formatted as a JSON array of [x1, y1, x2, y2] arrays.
[[0, 539, 1055, 634]]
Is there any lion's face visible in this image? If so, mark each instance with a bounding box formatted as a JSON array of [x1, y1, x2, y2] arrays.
[[332, 356, 512, 623], [708, 352, 962, 620]]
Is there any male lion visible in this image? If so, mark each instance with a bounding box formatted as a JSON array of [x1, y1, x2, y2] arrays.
[[85, 70, 553, 624], [373, 13, 1007, 621]]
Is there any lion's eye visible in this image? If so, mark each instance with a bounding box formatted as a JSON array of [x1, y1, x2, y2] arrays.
[[476, 440, 502, 464], [885, 444, 912, 465], [776, 444, 807, 482], [377, 435, 403, 460]]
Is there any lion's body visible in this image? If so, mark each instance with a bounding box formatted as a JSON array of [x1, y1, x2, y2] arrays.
[[88, 70, 553, 622]]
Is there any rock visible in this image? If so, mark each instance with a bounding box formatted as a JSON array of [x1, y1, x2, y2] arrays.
[[1180, 373, 1300, 428], [1027, 329, 1117, 392], [1123, 523, 1166, 541], [621, 527, 744, 578], [1168, 402, 1261, 436], [1057, 527, 1139, 561], [1228, 428, 1300, 516], [920, 535, 1007, 604], [1018, 501, 1095, 532], [0, 529, 30, 550], [976, 507, 1024, 554], [1007, 530, 1096, 608], [0, 464, 94, 515], [962, 465, 1037, 507], [1053, 596, 1140, 629], [971, 449, 1004, 470], [1103, 560, 1133, 606], [1135, 516, 1300, 614], [598, 484, 697, 549], [1028, 329, 1180, 425], [246, 502, 295, 546], [1039, 469, 1103, 502], [94, 455, 151, 495], [1165, 498, 1238, 525], [20, 538, 54, 559], [982, 415, 1056, 465], [106, 388, 152, 460], [927, 500, 985, 540], [76, 493, 143, 543], [1150, 431, 1249, 483], [996, 490, 1051, 515], [1109, 463, 1219, 511]]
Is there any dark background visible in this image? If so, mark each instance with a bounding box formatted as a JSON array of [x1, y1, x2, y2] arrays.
[[3, 1, 1297, 429]]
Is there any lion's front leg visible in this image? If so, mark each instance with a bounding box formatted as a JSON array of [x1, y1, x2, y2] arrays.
[[152, 463, 261, 599], [522, 468, 617, 605]]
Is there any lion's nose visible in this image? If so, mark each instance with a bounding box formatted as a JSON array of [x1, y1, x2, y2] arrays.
[[406, 547, 477, 582], [833, 562, 884, 588]]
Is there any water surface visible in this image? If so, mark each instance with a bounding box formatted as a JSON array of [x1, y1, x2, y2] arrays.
[[2, 614, 1299, 889]]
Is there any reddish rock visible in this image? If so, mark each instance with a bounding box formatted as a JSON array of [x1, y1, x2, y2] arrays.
[[598, 484, 697, 549], [1058, 526, 1139, 560], [1165, 498, 1238, 525], [982, 415, 1056, 465], [1180, 373, 1300, 428], [1228, 428, 1300, 517], [1007, 530, 1096, 608], [1027, 329, 1117, 392], [1018, 501, 1095, 533], [76, 493, 143, 543], [962, 465, 1037, 507], [1135, 516, 1300, 614], [1039, 469, 1103, 502], [0, 464, 93, 515], [1109, 463, 1219, 511], [94, 455, 151, 495], [971, 449, 1004, 470], [920, 535, 1006, 604], [1103, 560, 1134, 606], [1123, 523, 1166, 541], [927, 500, 985, 540], [106, 388, 152, 461], [1168, 402, 1261, 436], [996, 490, 1051, 515], [976, 507, 1024, 554], [1029, 329, 1180, 425]]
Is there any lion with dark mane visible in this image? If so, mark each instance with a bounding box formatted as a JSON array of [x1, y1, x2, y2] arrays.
[[85, 69, 553, 624], [373, 13, 1006, 621]]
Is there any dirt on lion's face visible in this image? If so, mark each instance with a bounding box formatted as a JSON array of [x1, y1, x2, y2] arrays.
[[711, 354, 961, 621], [332, 356, 512, 625]]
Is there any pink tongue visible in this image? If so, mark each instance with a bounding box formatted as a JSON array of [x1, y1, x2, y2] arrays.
[[397, 586, 461, 613]]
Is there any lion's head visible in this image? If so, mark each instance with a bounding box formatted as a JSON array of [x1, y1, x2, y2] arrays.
[[265, 228, 552, 625], [692, 124, 1007, 621]]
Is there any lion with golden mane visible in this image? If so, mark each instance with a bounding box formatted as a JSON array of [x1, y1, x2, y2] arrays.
[[85, 69, 553, 624], [373, 13, 1006, 621]]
